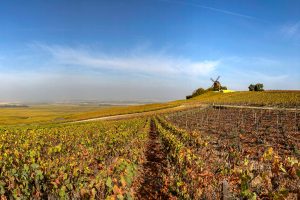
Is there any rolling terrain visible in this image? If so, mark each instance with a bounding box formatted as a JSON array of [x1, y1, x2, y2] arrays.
[[0, 90, 299, 199], [1, 91, 299, 126]]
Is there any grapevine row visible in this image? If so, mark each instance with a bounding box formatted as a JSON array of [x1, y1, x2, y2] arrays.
[[0, 118, 150, 199], [156, 115, 206, 148], [154, 117, 217, 199], [165, 107, 300, 199]]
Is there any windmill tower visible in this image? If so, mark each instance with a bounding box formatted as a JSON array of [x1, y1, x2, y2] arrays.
[[210, 76, 221, 91]]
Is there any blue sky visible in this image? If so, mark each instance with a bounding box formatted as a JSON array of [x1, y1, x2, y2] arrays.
[[0, 0, 299, 102]]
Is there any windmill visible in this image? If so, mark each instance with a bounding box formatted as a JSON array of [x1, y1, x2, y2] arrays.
[[210, 76, 222, 91]]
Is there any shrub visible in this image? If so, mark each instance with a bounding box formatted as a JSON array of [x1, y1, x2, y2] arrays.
[[192, 88, 206, 96], [186, 95, 193, 99], [221, 86, 227, 90], [186, 88, 208, 99], [249, 83, 264, 91], [248, 84, 255, 91], [255, 83, 264, 91]]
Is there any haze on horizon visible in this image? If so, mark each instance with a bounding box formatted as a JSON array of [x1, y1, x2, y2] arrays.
[[0, 0, 299, 103]]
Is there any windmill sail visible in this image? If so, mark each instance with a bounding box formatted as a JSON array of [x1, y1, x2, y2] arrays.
[[210, 76, 221, 91]]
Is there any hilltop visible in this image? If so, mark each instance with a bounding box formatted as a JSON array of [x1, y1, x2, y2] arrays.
[[187, 90, 300, 107]]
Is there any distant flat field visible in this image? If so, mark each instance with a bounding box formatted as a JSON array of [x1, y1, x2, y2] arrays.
[[0, 105, 110, 126], [1, 91, 299, 126], [0, 103, 180, 126]]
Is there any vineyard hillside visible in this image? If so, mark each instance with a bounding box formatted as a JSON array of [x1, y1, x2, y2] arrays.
[[188, 90, 300, 107]]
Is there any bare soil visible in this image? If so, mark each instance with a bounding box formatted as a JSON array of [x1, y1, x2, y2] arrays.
[[136, 120, 169, 200]]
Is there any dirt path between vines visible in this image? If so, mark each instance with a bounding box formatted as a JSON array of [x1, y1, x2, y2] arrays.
[[136, 120, 169, 200]]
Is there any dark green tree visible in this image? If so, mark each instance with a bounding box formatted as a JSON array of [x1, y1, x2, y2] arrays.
[[249, 83, 264, 91], [248, 84, 255, 91], [186, 87, 208, 99], [254, 83, 264, 91], [221, 86, 227, 90], [192, 88, 206, 96]]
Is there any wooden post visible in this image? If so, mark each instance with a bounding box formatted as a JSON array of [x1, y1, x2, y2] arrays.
[[241, 113, 244, 128], [221, 180, 230, 200], [206, 110, 209, 126], [185, 113, 188, 130], [295, 109, 297, 133], [277, 113, 279, 133], [218, 106, 221, 130]]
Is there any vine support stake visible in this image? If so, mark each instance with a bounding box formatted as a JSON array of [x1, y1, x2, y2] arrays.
[[221, 180, 231, 200]]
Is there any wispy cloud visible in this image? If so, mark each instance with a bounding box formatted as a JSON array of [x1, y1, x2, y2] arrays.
[[281, 20, 300, 39], [234, 70, 288, 82], [222, 56, 281, 67], [33, 43, 219, 77], [1, 44, 299, 102], [216, 56, 300, 90], [157, 0, 257, 20]]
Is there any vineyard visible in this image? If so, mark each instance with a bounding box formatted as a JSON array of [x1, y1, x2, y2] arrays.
[[163, 106, 300, 199], [1, 0, 299, 199], [188, 91, 300, 107], [0, 105, 299, 199], [0, 118, 150, 199]]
